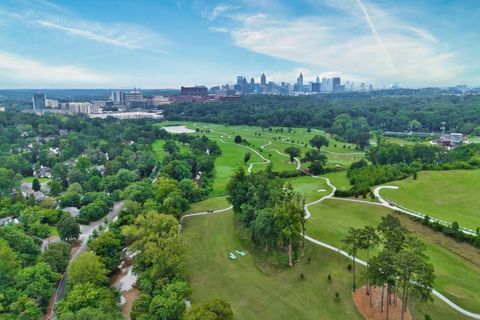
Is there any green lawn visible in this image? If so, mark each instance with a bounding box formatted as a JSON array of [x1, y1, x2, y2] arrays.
[[23, 177, 51, 183], [153, 121, 366, 195], [183, 210, 363, 320], [322, 171, 351, 190], [182, 210, 470, 320], [152, 140, 166, 162], [210, 141, 264, 196], [184, 196, 229, 215], [287, 175, 331, 203], [307, 199, 480, 313], [379, 170, 480, 230]]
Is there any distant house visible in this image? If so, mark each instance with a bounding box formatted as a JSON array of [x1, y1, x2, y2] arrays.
[[33, 166, 52, 178], [96, 165, 106, 176], [63, 207, 80, 218], [33, 191, 46, 202], [435, 133, 464, 148], [0, 217, 20, 226], [49, 147, 60, 155]]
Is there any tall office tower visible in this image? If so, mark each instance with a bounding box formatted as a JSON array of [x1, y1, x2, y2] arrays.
[[311, 82, 321, 93], [32, 93, 46, 111], [321, 78, 328, 92], [260, 73, 267, 86], [316, 76, 320, 83], [237, 76, 243, 86], [250, 78, 255, 86], [110, 91, 124, 105], [297, 73, 304, 87], [332, 77, 341, 93], [242, 77, 249, 93]]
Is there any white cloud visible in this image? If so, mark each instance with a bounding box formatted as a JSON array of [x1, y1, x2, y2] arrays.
[[0, 51, 112, 87], [34, 19, 162, 49], [208, 0, 461, 86], [0, 6, 167, 50], [203, 4, 236, 20]]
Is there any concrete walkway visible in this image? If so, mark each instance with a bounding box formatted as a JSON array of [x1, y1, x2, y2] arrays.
[[181, 159, 480, 319], [374, 186, 477, 236]]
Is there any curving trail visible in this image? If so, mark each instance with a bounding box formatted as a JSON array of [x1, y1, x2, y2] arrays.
[[242, 141, 272, 173], [268, 148, 301, 170], [180, 150, 480, 319], [280, 139, 365, 156], [181, 128, 479, 318], [374, 186, 477, 236]]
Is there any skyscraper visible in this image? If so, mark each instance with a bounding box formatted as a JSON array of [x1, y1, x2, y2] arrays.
[[260, 73, 267, 87], [332, 77, 341, 93], [316, 76, 320, 83], [237, 76, 243, 86], [32, 93, 46, 111], [297, 73, 304, 86]]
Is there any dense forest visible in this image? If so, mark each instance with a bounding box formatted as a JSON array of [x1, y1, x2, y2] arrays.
[[163, 94, 480, 135]]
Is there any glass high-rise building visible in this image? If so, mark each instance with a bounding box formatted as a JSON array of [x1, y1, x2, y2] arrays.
[[32, 93, 46, 111]]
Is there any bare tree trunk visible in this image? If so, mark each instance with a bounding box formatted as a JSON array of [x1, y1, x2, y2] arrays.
[[370, 285, 374, 308], [381, 285, 385, 312], [366, 248, 370, 296], [401, 285, 406, 320], [352, 255, 356, 292], [404, 287, 409, 314], [386, 285, 390, 320], [288, 239, 293, 267]]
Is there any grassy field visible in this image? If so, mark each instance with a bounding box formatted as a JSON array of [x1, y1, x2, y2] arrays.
[[379, 170, 480, 230], [152, 140, 167, 162], [160, 121, 363, 169], [160, 120, 478, 318], [184, 196, 230, 215], [307, 199, 480, 313], [287, 175, 331, 203], [183, 210, 363, 320], [23, 176, 51, 183], [183, 210, 471, 320], [209, 141, 264, 196]]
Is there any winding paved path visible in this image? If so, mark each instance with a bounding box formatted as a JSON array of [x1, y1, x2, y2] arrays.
[[184, 125, 480, 318], [374, 186, 477, 236], [180, 163, 480, 318]]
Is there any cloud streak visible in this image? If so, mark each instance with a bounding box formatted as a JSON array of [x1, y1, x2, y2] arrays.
[[208, 0, 461, 86], [0, 5, 167, 50], [34, 19, 154, 49], [0, 51, 112, 87]]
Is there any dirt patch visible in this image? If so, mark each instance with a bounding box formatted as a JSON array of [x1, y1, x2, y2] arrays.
[[121, 287, 140, 320], [352, 286, 412, 320]]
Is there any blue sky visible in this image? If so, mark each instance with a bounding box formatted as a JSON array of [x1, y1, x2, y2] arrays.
[[0, 0, 478, 88]]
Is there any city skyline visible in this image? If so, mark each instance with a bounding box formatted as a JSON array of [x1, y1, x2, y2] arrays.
[[0, 0, 478, 88]]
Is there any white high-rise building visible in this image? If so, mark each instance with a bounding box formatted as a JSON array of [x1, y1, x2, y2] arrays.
[[65, 102, 99, 114]]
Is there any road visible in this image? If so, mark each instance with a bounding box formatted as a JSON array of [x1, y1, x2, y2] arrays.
[[47, 201, 125, 320]]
